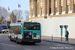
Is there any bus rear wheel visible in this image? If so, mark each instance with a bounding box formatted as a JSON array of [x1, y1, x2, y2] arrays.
[[16, 38, 19, 44], [30, 42, 35, 45]]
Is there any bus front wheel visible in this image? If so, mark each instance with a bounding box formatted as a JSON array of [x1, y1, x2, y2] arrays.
[[16, 38, 19, 44], [10, 36, 13, 41]]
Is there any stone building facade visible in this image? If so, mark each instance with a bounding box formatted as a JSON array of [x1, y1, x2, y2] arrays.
[[29, 0, 75, 21], [8, 11, 16, 23]]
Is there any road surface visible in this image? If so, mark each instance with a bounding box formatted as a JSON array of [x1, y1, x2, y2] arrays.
[[0, 35, 75, 50]]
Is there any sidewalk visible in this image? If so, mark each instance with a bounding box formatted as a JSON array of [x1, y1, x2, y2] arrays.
[[0, 33, 8, 36], [41, 36, 75, 45]]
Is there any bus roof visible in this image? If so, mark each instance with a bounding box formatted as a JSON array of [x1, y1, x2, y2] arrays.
[[10, 22, 23, 26], [10, 22, 40, 26]]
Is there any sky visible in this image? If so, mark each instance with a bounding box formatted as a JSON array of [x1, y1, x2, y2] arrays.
[[0, 0, 29, 20], [0, 0, 29, 12]]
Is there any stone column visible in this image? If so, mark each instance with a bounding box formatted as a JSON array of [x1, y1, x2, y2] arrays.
[[42, 0, 46, 17], [62, 0, 67, 14], [56, 0, 61, 15], [69, 0, 74, 13], [38, 0, 41, 17], [51, 0, 55, 16], [37, 0, 40, 17], [47, 0, 49, 16], [29, 0, 31, 18], [31, 0, 34, 17], [33, 0, 37, 17]]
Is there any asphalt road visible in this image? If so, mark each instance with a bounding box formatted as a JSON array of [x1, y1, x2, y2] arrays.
[[0, 36, 75, 50]]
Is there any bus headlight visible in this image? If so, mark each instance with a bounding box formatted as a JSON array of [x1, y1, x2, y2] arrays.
[[18, 35, 23, 39]]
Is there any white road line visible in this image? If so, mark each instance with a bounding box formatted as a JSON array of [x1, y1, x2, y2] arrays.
[[0, 43, 16, 47], [24, 48, 32, 50]]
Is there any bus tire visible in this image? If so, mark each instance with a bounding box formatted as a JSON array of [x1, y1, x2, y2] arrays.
[[16, 38, 19, 44], [31, 42, 35, 45], [33, 42, 35, 45], [10, 36, 13, 41]]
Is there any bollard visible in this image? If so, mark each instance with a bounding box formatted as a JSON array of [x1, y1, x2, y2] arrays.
[[52, 35, 53, 41]]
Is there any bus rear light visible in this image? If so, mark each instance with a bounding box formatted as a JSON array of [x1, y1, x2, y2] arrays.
[[34, 22, 37, 23], [40, 36, 41, 38], [38, 36, 41, 39]]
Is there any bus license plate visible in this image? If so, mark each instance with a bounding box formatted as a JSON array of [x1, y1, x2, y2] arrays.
[[30, 41, 34, 42]]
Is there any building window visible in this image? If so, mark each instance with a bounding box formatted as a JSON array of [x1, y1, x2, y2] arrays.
[[32, 10, 33, 16], [41, 8, 42, 15], [49, 8, 51, 14], [67, 5, 69, 13], [55, 7, 57, 13], [61, 6, 63, 14]]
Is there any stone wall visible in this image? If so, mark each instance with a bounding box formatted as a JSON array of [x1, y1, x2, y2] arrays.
[[32, 16, 75, 39]]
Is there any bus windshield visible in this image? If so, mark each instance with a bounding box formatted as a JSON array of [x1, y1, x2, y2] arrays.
[[24, 23, 40, 30]]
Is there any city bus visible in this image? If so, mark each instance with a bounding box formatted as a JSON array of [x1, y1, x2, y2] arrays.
[[8, 22, 41, 44]]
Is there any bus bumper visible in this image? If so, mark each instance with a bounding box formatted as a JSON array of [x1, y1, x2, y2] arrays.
[[19, 39, 41, 43]]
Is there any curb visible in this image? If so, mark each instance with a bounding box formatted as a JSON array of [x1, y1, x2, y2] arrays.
[[42, 39, 75, 45]]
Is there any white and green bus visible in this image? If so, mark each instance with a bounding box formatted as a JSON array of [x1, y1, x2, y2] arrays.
[[8, 22, 41, 44]]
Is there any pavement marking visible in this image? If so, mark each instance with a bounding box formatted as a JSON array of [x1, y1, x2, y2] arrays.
[[24, 48, 32, 50], [0, 43, 16, 47]]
